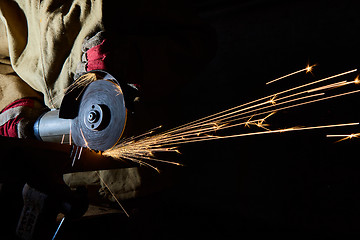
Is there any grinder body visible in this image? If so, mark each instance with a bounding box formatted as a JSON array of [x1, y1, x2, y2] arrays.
[[33, 110, 71, 144], [33, 71, 128, 151]]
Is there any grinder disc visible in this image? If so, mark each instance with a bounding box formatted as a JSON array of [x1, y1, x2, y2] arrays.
[[71, 80, 127, 151]]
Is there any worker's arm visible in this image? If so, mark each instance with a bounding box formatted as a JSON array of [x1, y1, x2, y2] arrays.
[[0, 57, 46, 138], [0, 21, 46, 137], [0, 0, 216, 203], [0, 0, 216, 109]]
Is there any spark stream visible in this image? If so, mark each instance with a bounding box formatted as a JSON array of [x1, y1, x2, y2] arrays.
[[103, 66, 359, 171]]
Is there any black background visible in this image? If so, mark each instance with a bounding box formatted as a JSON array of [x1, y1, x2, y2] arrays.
[[159, 0, 360, 237]]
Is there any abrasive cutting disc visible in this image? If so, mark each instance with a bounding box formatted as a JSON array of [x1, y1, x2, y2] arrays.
[[71, 80, 127, 151]]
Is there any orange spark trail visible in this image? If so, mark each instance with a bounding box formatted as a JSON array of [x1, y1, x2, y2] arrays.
[[80, 128, 89, 148], [266, 64, 316, 85], [49, 72, 98, 105], [96, 171, 130, 217], [326, 133, 360, 142], [104, 66, 359, 171], [161, 69, 357, 137], [157, 123, 359, 146], [61, 134, 65, 144]]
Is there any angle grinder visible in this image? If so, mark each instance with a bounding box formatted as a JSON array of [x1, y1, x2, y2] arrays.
[[33, 71, 128, 151]]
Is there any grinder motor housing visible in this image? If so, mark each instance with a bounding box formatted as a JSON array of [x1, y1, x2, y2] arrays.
[[33, 71, 128, 151]]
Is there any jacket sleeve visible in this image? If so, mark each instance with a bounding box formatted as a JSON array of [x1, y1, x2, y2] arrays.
[[0, 21, 43, 112], [0, 21, 44, 137]]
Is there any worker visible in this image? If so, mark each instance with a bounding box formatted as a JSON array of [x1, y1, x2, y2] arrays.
[[0, 0, 216, 234]]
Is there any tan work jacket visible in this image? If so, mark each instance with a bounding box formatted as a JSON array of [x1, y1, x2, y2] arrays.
[[0, 0, 215, 202]]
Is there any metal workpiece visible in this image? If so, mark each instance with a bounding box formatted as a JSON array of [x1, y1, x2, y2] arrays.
[[0, 136, 135, 184], [33, 110, 71, 143]]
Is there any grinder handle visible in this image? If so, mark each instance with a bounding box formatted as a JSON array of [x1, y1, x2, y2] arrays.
[[33, 110, 72, 144]]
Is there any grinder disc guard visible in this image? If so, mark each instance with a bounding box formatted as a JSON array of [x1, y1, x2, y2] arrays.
[[71, 80, 127, 151]]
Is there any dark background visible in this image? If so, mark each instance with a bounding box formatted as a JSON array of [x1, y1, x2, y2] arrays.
[[63, 0, 360, 238], [160, 0, 360, 237], [173, 0, 360, 236]]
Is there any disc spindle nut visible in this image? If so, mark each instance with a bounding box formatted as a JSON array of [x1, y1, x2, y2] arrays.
[[84, 104, 104, 130], [88, 110, 99, 123]]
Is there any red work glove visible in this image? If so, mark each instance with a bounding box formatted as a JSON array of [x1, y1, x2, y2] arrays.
[[75, 31, 140, 111], [0, 98, 46, 138], [75, 31, 140, 86], [74, 31, 109, 78]]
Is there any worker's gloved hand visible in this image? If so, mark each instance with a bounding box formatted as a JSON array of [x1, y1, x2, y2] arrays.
[[0, 98, 47, 138], [75, 31, 109, 79], [75, 31, 140, 112]]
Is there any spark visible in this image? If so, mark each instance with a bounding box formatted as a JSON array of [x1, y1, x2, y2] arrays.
[[162, 91, 320, 139], [73, 73, 98, 101], [103, 67, 359, 171], [255, 121, 270, 131], [163, 69, 357, 138], [255, 112, 276, 130], [72, 146, 79, 167], [64, 73, 98, 100], [243, 112, 275, 130], [306, 63, 316, 73], [354, 75, 360, 84], [114, 84, 123, 96], [206, 92, 324, 129], [266, 64, 317, 85], [96, 171, 130, 217], [273, 69, 357, 97], [326, 133, 360, 142], [77, 147, 83, 160], [307, 80, 349, 93], [70, 146, 84, 167], [80, 128, 89, 148], [49, 72, 99, 105], [267, 95, 277, 105], [226, 89, 360, 129], [160, 122, 359, 145], [245, 115, 255, 128]]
